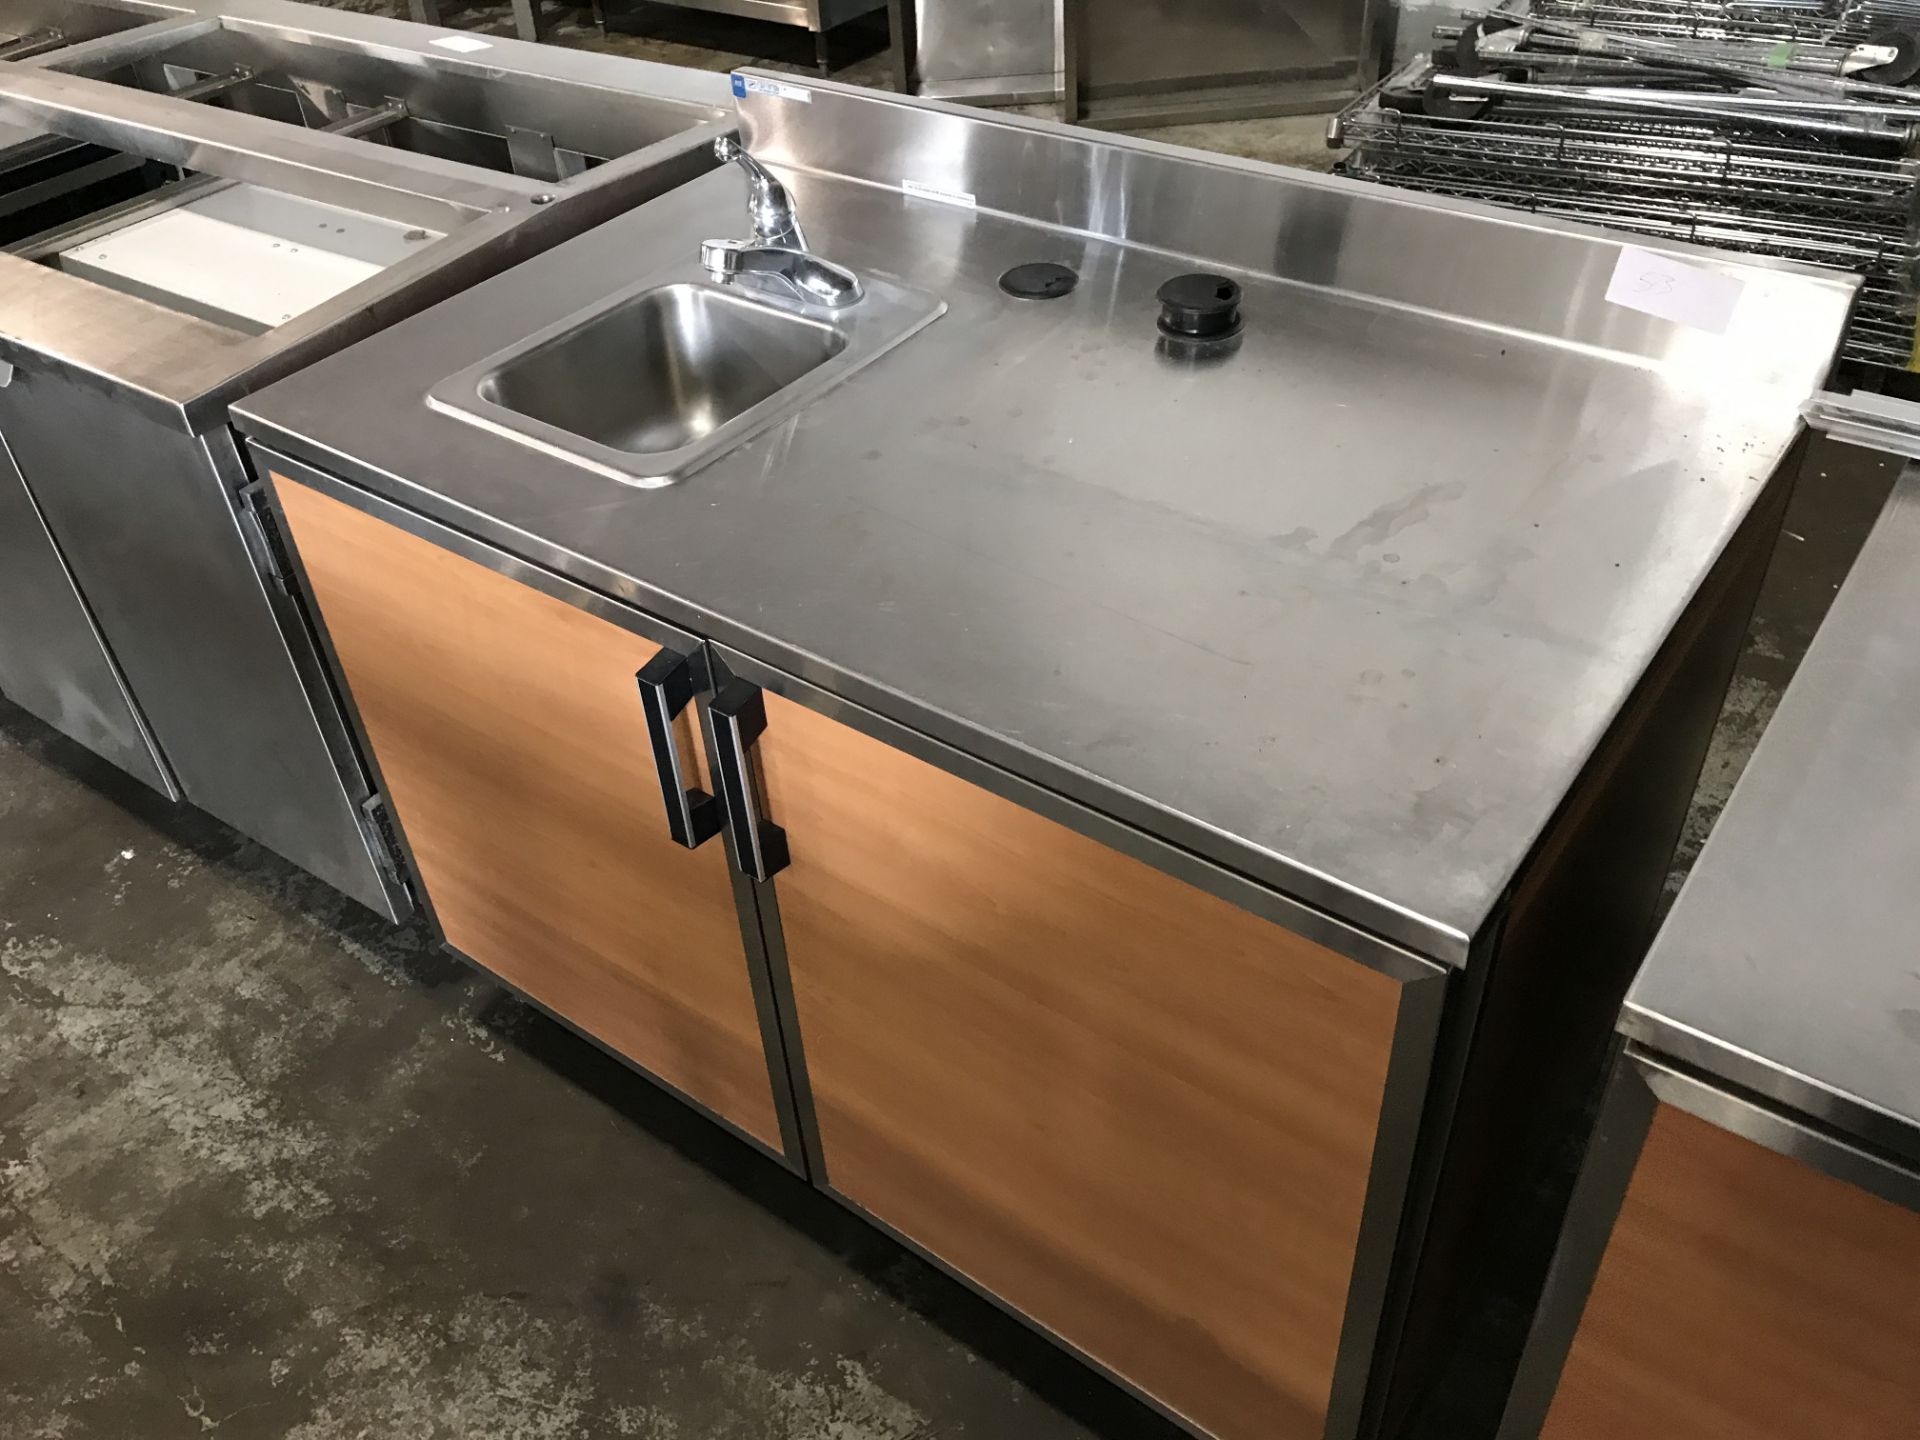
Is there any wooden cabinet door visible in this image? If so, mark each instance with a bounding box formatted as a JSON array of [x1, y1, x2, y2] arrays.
[[750, 690, 1405, 1440], [1541, 1103, 1920, 1439], [272, 475, 784, 1153]]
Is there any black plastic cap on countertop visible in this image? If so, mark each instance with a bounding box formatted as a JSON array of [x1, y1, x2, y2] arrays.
[[1156, 273, 1243, 340]]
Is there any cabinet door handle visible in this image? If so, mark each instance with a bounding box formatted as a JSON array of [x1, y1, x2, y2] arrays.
[[636, 649, 723, 850], [710, 679, 790, 882]]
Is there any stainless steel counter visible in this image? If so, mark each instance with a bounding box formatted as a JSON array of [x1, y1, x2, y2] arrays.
[[234, 77, 1850, 964], [1625, 463, 1920, 1166]]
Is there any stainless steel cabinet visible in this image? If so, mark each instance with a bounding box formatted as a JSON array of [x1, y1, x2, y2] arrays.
[[901, 0, 1381, 125], [0, 419, 171, 795], [0, 2, 733, 919], [1077, 0, 1370, 124], [909, 0, 1060, 103], [0, 366, 401, 913]]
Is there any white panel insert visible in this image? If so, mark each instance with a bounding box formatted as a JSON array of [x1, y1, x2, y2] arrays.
[[57, 184, 442, 333]]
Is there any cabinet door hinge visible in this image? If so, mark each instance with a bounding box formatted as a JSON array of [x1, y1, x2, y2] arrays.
[[357, 793, 414, 898], [237, 481, 292, 595]]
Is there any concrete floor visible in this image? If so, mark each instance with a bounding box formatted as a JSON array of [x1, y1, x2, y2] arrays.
[[0, 3, 1904, 1431], [0, 714, 1179, 1439]]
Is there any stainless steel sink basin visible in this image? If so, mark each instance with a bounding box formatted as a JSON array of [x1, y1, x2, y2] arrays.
[[479, 285, 847, 454], [428, 266, 944, 486]]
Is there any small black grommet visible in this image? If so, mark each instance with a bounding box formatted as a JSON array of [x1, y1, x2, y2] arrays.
[[1000, 261, 1079, 300]]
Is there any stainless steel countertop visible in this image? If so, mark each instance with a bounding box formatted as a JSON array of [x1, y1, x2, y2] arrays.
[[1628, 465, 1920, 1164], [234, 78, 1853, 966]]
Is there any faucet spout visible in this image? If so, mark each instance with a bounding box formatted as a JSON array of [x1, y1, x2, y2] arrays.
[[701, 239, 863, 309]]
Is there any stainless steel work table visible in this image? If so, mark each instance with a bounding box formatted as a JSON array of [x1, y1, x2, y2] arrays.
[[232, 79, 1852, 1440], [1497, 464, 1920, 1439]]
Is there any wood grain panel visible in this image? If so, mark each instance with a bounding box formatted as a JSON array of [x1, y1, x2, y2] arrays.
[[757, 693, 1403, 1440], [273, 476, 780, 1148], [1543, 1102, 1920, 1439]]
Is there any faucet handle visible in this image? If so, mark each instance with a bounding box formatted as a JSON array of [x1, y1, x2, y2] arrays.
[[713, 135, 778, 196], [712, 135, 804, 251]]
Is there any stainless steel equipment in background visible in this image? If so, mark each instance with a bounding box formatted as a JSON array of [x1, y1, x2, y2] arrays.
[[0, 0, 175, 58], [600, 0, 887, 74], [1334, 3, 1920, 369], [0, 0, 733, 919], [895, 0, 1061, 105], [0, 0, 190, 241], [894, 0, 1387, 126]]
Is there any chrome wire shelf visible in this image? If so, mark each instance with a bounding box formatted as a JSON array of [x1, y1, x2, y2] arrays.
[[1340, 5, 1920, 369], [1527, 0, 1868, 42]]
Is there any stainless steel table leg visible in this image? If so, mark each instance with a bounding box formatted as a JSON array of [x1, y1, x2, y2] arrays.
[[509, 0, 545, 42], [1056, 0, 1082, 123], [886, 0, 916, 93]]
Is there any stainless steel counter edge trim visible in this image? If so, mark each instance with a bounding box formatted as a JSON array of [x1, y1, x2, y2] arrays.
[[250, 440, 1450, 981], [709, 641, 1448, 985], [251, 444, 815, 1174], [1633, 1046, 1920, 1211], [234, 405, 1476, 966], [1619, 1005, 1920, 1173]]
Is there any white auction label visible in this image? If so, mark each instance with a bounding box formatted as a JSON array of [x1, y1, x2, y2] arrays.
[[901, 178, 977, 208], [429, 34, 493, 52], [1605, 245, 1745, 334], [732, 74, 812, 102]]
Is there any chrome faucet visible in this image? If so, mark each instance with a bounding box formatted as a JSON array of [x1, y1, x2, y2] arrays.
[[702, 136, 863, 309]]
